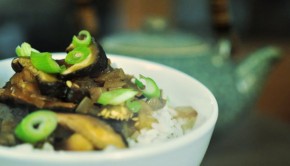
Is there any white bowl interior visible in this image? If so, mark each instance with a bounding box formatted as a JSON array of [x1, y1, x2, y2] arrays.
[[0, 53, 218, 166]]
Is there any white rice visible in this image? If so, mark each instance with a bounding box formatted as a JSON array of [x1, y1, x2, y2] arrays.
[[128, 105, 188, 147], [10, 142, 54, 152]]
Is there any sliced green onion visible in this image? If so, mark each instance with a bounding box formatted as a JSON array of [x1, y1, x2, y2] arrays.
[[65, 46, 91, 65], [134, 78, 145, 89], [31, 52, 62, 73], [126, 100, 142, 113], [135, 75, 161, 98], [72, 30, 92, 47], [14, 110, 57, 144], [97, 88, 138, 105], [15, 42, 39, 57]]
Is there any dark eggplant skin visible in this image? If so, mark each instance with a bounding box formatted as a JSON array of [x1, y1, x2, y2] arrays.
[[37, 78, 67, 99], [11, 58, 24, 73], [89, 42, 109, 77], [100, 118, 129, 147], [60, 41, 109, 79], [64, 87, 90, 104]]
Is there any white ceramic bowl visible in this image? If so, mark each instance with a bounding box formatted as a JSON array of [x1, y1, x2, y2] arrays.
[[0, 54, 218, 166]]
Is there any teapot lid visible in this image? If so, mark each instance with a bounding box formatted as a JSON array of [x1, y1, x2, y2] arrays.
[[101, 18, 209, 57]]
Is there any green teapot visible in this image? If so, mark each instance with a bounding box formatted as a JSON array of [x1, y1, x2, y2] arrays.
[[101, 24, 281, 136]]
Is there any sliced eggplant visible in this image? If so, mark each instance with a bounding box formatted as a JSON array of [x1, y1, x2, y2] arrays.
[[61, 41, 108, 79], [64, 133, 94, 151], [56, 113, 127, 150], [10, 58, 67, 98], [36, 72, 67, 98], [0, 68, 46, 108], [0, 68, 76, 111]]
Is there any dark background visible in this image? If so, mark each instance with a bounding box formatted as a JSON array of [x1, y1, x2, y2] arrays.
[[1, 0, 289, 57]]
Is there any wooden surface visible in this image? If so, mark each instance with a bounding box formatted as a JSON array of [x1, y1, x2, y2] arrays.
[[245, 38, 290, 122]]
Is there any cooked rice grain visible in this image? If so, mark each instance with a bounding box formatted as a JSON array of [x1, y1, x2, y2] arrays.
[[128, 105, 188, 147]]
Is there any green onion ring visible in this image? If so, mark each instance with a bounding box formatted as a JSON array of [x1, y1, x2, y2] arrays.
[[14, 110, 57, 144], [135, 75, 161, 99], [65, 46, 91, 65], [72, 30, 92, 47]]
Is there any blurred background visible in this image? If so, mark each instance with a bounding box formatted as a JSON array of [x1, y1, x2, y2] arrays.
[[0, 0, 290, 165]]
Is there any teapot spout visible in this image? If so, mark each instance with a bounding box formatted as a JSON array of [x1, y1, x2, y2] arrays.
[[236, 46, 281, 94]]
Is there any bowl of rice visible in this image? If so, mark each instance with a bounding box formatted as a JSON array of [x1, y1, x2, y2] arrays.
[[0, 53, 218, 166]]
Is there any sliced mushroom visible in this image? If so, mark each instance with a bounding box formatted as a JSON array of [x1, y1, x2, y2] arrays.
[[56, 113, 127, 150]]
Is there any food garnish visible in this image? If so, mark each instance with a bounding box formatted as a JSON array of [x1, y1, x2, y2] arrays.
[[14, 110, 57, 144], [72, 30, 92, 47], [97, 88, 138, 106], [31, 52, 63, 74], [135, 75, 161, 98], [15, 42, 39, 57], [65, 46, 91, 65]]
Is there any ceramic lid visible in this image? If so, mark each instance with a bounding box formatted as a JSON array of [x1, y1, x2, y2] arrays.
[[101, 18, 209, 57]]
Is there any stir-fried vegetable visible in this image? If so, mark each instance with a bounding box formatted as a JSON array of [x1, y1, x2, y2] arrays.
[[14, 110, 57, 144], [15, 42, 39, 57], [31, 52, 64, 74], [0, 29, 198, 151], [56, 113, 127, 149]]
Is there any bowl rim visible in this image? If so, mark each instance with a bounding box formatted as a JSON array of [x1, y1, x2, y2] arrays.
[[0, 53, 218, 162]]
